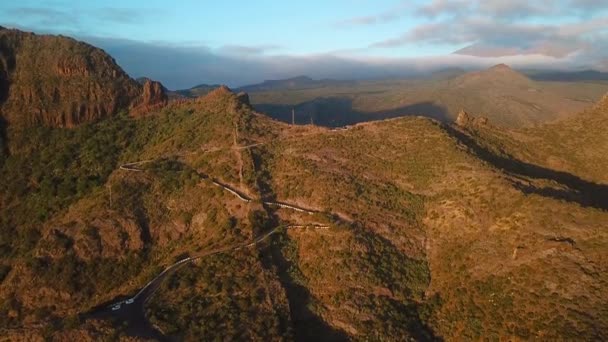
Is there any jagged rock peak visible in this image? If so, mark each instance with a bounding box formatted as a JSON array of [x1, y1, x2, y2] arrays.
[[130, 79, 168, 116], [456, 109, 471, 126], [216, 85, 233, 94], [195, 85, 253, 113], [456, 109, 489, 127]]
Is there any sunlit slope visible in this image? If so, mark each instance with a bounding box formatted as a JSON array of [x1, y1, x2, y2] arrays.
[[1, 86, 606, 341]]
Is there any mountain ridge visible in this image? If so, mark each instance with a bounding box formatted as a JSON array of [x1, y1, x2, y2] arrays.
[[0, 27, 167, 129]]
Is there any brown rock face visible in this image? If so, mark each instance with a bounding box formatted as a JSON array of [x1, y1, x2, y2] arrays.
[[455, 109, 471, 126], [455, 109, 489, 127], [0, 27, 144, 128], [130, 79, 168, 116]]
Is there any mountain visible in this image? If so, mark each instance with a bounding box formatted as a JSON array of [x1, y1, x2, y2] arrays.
[[462, 91, 608, 186], [237, 75, 356, 93], [525, 69, 608, 82], [428, 67, 467, 80], [450, 63, 534, 87], [248, 64, 608, 128], [0, 27, 166, 129], [174, 83, 222, 98], [1, 29, 608, 341]]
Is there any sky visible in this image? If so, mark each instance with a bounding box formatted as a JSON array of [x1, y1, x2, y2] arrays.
[[2, 0, 608, 89]]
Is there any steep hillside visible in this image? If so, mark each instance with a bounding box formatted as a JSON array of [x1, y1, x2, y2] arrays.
[[2, 82, 607, 341], [457, 93, 608, 186], [0, 27, 166, 129], [0, 87, 282, 339]]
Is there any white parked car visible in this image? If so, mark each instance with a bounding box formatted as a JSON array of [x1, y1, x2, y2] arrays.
[[125, 298, 134, 304], [111, 304, 121, 311]]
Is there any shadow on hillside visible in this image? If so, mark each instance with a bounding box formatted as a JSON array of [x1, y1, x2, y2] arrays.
[[251, 144, 348, 340], [255, 96, 451, 127], [0, 48, 12, 104], [444, 125, 608, 211], [259, 229, 349, 342], [0, 116, 7, 158], [351, 224, 440, 341]]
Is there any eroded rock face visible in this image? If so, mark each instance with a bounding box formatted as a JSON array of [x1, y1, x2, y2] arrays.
[[455, 109, 471, 126], [130, 79, 168, 116], [456, 109, 489, 127], [0, 27, 143, 128]]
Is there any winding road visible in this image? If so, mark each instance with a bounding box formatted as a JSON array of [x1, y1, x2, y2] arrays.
[[85, 153, 331, 339], [85, 224, 289, 339]]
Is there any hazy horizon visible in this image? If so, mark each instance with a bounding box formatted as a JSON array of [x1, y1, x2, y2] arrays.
[[2, 0, 608, 89]]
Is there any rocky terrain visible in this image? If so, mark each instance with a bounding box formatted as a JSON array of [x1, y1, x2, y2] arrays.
[[0, 27, 166, 130], [0, 28, 607, 341]]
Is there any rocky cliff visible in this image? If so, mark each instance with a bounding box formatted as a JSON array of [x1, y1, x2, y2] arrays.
[[455, 109, 489, 127], [0, 27, 167, 128], [130, 79, 169, 116]]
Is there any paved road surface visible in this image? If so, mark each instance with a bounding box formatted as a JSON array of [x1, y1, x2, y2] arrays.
[[84, 225, 287, 340]]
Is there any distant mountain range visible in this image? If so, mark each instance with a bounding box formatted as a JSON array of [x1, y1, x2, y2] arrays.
[[242, 64, 608, 128], [173, 67, 608, 98], [173, 76, 358, 98], [524, 69, 608, 82]]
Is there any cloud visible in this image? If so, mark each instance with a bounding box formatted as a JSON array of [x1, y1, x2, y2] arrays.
[[368, 0, 608, 61], [80, 34, 590, 90], [415, 0, 469, 18], [415, 0, 605, 20], [95, 8, 147, 24], [7, 7, 79, 27], [5, 5, 157, 34], [334, 1, 409, 27], [219, 44, 282, 56]]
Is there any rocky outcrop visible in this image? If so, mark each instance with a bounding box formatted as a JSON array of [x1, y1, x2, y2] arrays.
[[196, 85, 251, 112], [0, 27, 144, 128], [130, 79, 168, 116], [236, 91, 250, 106], [0, 27, 169, 128], [455, 109, 489, 127]]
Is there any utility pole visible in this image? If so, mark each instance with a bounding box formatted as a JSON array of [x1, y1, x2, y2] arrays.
[[292, 108, 295, 125], [310, 114, 314, 126]]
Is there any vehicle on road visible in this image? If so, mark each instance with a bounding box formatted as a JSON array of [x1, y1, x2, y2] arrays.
[[125, 298, 134, 304], [111, 304, 121, 311]]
